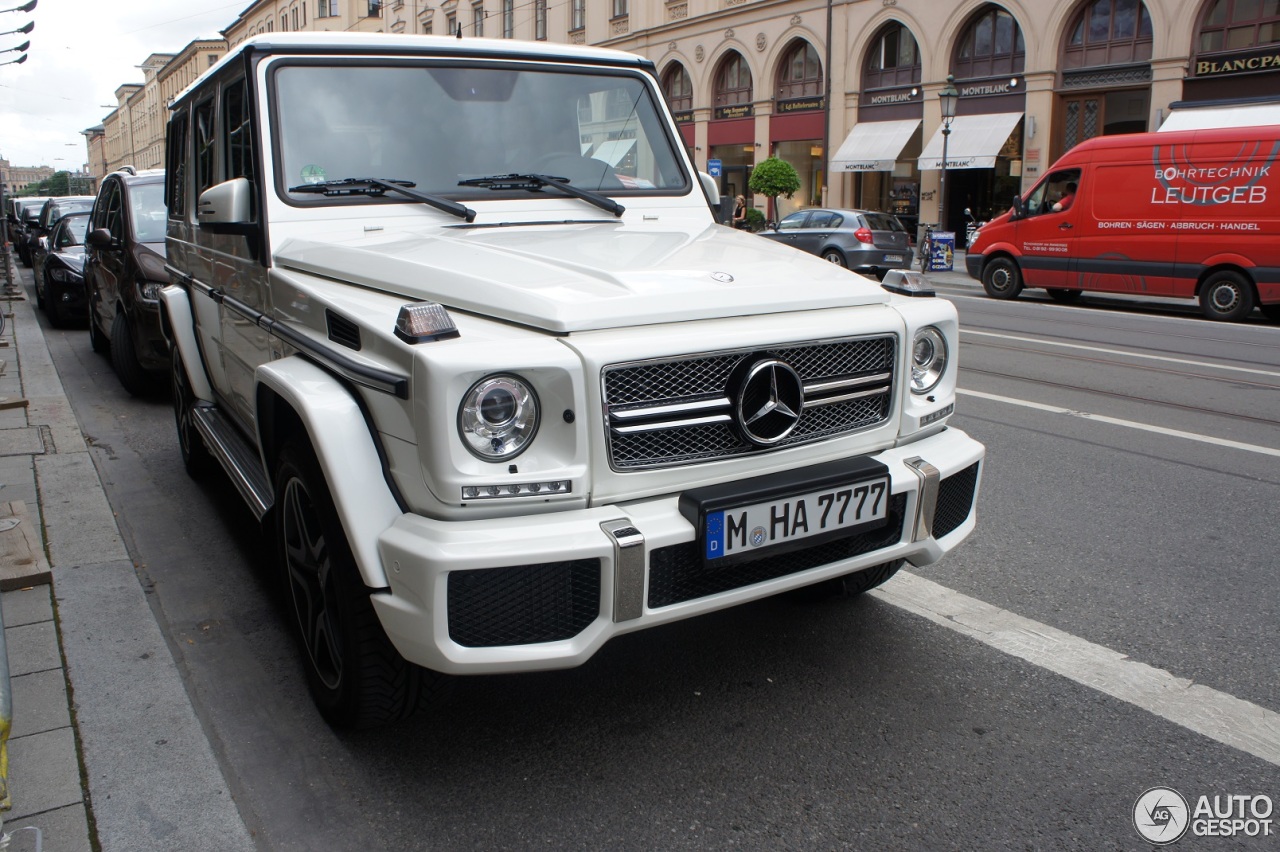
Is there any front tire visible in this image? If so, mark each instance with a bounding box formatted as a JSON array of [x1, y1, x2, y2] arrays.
[[110, 311, 151, 396], [1199, 270, 1255, 322], [171, 347, 214, 478], [982, 257, 1023, 300], [275, 436, 440, 728]]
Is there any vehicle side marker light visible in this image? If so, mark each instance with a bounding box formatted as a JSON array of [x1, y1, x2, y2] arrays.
[[394, 301, 460, 342], [881, 270, 936, 298]]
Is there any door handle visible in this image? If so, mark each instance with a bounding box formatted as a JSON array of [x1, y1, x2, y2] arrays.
[[1059, 222, 1073, 230]]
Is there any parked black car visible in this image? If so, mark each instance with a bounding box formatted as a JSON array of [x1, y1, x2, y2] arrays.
[[11, 197, 51, 266], [35, 212, 90, 327], [759, 208, 912, 280], [84, 168, 169, 395], [30, 195, 95, 284]]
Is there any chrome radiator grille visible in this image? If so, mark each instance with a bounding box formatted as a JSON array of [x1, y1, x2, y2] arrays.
[[603, 336, 896, 471]]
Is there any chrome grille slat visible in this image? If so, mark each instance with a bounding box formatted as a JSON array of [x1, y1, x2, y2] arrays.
[[603, 336, 896, 470]]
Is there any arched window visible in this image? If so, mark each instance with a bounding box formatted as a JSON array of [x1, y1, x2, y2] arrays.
[[776, 39, 823, 100], [1064, 0, 1154, 68], [714, 52, 753, 108], [863, 22, 922, 89], [1196, 0, 1280, 53], [954, 5, 1026, 78], [663, 63, 693, 113]]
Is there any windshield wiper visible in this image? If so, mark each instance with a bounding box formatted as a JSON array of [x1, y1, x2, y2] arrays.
[[457, 174, 624, 218], [288, 177, 476, 223]]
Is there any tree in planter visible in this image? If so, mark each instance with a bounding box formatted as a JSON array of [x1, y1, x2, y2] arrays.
[[747, 157, 801, 226]]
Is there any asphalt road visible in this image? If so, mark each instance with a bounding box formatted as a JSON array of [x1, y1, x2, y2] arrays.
[[32, 266, 1280, 851]]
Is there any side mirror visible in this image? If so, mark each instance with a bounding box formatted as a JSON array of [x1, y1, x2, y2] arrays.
[[1010, 195, 1025, 220], [86, 228, 116, 250], [698, 172, 721, 209], [198, 177, 252, 226]]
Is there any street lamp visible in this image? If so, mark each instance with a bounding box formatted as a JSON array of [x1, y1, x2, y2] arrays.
[[0, 40, 29, 54], [937, 74, 959, 240], [0, 1, 36, 13], [0, 20, 32, 35]]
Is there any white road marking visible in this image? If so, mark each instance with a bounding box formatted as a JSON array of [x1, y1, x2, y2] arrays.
[[957, 388, 1280, 457], [961, 329, 1280, 379], [875, 571, 1280, 767]]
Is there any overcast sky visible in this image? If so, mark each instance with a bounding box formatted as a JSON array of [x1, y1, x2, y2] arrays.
[[0, 0, 246, 171]]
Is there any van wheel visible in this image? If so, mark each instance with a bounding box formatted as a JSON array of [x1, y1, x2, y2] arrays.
[[275, 436, 441, 728], [1199, 271, 1255, 322], [821, 249, 847, 267], [1047, 288, 1082, 303], [982, 257, 1023, 300], [110, 312, 151, 396], [171, 347, 214, 478]]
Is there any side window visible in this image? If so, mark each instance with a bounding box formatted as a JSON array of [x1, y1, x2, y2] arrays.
[[91, 182, 118, 235], [194, 97, 218, 196], [98, 183, 125, 241], [778, 212, 809, 231], [1026, 168, 1082, 215], [167, 110, 189, 220], [808, 211, 838, 228], [223, 77, 257, 222]]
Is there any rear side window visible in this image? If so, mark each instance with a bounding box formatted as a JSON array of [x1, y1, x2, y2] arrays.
[[93, 181, 124, 241], [167, 110, 189, 220], [808, 210, 839, 228]]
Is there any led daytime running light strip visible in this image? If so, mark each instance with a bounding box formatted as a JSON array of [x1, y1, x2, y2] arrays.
[[462, 481, 572, 500]]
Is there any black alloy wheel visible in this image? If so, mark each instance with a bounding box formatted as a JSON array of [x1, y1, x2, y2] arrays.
[[274, 436, 441, 728]]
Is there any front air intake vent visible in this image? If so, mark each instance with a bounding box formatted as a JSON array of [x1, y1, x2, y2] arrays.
[[326, 310, 361, 350]]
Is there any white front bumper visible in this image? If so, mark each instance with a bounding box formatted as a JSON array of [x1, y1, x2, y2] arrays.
[[372, 426, 984, 674]]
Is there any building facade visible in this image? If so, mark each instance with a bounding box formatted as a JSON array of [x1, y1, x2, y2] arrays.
[[0, 160, 54, 194]]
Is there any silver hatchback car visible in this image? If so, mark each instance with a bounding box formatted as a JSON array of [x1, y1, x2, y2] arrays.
[[760, 208, 912, 279]]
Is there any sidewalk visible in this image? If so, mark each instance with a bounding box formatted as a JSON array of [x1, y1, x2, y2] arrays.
[[0, 250, 254, 852]]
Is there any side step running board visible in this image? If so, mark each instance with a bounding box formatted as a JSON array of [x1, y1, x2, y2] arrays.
[[191, 405, 274, 520]]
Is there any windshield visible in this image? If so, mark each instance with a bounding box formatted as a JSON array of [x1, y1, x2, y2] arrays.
[[272, 61, 688, 203]]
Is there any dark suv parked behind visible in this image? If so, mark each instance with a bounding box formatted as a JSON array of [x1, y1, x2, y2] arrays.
[[85, 168, 169, 395]]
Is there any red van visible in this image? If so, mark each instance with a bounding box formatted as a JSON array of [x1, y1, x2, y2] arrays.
[[965, 125, 1280, 322]]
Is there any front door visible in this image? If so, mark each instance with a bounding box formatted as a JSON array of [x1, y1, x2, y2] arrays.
[[1015, 168, 1082, 289]]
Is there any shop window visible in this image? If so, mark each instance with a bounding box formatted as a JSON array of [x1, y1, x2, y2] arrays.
[[955, 5, 1026, 78], [662, 63, 693, 113], [864, 21, 922, 89], [1064, 0, 1154, 68], [1196, 0, 1280, 53], [714, 52, 752, 108], [776, 40, 823, 100]]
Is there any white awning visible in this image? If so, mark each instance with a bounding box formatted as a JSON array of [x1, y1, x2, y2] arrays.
[[592, 139, 637, 166], [1158, 102, 1280, 131], [917, 112, 1023, 170], [829, 119, 921, 172]]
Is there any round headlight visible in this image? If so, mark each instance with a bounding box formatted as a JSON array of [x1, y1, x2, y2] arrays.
[[458, 375, 539, 460], [911, 326, 948, 394]]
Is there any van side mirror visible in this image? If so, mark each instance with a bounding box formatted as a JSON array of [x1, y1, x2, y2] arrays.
[[1010, 195, 1025, 220], [198, 177, 253, 226]]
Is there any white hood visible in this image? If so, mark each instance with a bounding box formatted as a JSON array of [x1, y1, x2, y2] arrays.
[[273, 220, 890, 333]]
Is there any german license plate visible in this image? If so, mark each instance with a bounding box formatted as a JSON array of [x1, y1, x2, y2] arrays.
[[703, 476, 889, 561], [884, 254, 904, 263]]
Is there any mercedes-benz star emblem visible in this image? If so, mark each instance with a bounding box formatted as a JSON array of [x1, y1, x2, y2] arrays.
[[736, 359, 804, 446]]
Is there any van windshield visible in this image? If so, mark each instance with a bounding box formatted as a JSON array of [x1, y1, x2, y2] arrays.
[[272, 61, 689, 203]]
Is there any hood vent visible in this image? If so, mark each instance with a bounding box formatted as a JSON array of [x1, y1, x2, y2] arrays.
[[326, 309, 362, 350]]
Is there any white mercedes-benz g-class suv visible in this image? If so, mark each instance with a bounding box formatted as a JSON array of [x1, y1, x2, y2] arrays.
[[161, 33, 984, 727]]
